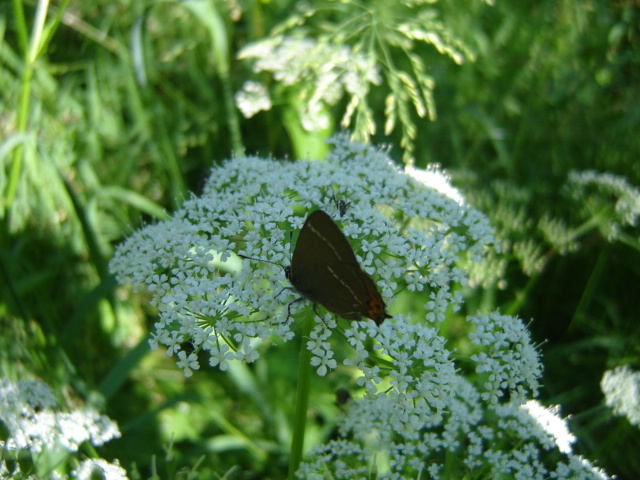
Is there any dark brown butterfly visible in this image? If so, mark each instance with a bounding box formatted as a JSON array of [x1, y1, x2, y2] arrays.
[[285, 210, 391, 325]]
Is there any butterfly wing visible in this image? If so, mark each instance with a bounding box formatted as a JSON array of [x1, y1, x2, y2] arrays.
[[288, 210, 390, 325], [290, 210, 359, 274], [299, 262, 389, 324]]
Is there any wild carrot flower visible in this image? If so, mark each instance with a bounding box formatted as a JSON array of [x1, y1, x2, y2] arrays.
[[0, 379, 123, 478], [110, 133, 492, 375], [0, 379, 120, 454], [110, 134, 610, 479]]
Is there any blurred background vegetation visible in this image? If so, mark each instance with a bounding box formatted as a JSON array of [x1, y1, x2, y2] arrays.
[[1, 0, 639, 478]]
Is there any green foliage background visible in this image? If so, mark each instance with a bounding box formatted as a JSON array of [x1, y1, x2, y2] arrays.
[[1, 0, 639, 478]]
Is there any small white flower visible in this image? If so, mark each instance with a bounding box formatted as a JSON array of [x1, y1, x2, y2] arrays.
[[310, 348, 338, 377], [176, 351, 200, 377]]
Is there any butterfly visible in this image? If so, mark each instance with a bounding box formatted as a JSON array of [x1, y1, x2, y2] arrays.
[[285, 210, 391, 325]]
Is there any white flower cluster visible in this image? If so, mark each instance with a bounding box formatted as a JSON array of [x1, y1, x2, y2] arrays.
[[2, 457, 128, 480], [237, 36, 381, 130], [72, 459, 128, 480], [567, 169, 640, 240], [110, 134, 611, 478], [468, 312, 542, 404], [0, 462, 67, 480], [0, 379, 123, 477], [601, 365, 640, 427], [110, 134, 494, 376], [235, 81, 272, 119], [298, 318, 606, 479], [522, 400, 575, 454]]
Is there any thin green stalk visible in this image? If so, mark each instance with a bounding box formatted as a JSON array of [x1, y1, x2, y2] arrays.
[[180, 0, 243, 156], [11, 0, 28, 53], [6, 0, 49, 208], [287, 317, 314, 480], [567, 243, 609, 335], [220, 69, 244, 156], [505, 273, 539, 317], [6, 0, 71, 213]]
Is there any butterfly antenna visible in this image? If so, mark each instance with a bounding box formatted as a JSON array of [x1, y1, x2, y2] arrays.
[[238, 253, 285, 270]]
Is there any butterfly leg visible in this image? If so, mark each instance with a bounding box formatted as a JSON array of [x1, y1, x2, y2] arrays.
[[312, 303, 331, 328], [285, 296, 305, 323], [274, 285, 294, 300]]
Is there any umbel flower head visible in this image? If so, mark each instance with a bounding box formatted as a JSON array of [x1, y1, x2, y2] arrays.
[[110, 134, 611, 479], [0, 379, 121, 455], [110, 133, 493, 375]]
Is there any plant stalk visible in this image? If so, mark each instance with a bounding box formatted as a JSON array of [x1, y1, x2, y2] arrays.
[[287, 316, 314, 479]]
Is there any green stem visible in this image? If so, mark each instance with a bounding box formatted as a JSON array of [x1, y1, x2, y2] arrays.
[[505, 273, 539, 317], [287, 317, 314, 480], [567, 242, 609, 335], [6, 0, 49, 208]]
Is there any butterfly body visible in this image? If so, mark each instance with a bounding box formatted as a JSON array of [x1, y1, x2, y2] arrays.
[[286, 210, 391, 325]]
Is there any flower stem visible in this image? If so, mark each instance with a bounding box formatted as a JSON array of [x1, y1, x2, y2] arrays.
[[287, 316, 314, 479]]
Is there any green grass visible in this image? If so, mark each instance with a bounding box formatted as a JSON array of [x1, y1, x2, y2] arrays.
[[1, 0, 639, 478]]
